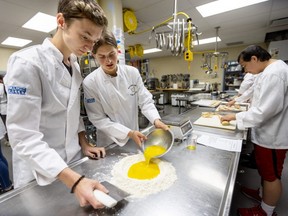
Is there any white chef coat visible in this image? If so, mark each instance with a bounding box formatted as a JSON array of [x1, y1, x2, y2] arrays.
[[238, 73, 255, 95], [235, 87, 253, 103], [235, 73, 257, 103], [236, 60, 288, 149], [5, 38, 85, 188], [83, 64, 160, 147], [0, 83, 7, 115]]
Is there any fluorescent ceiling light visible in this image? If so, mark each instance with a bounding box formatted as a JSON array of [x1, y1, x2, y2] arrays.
[[144, 48, 162, 54], [1, 37, 32, 47], [22, 12, 56, 33], [193, 37, 221, 45], [196, 0, 269, 17]]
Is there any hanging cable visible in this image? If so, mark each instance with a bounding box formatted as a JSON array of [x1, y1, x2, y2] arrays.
[[184, 18, 193, 69]]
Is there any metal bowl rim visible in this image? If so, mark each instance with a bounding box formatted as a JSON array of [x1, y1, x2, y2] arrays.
[[143, 128, 174, 158]]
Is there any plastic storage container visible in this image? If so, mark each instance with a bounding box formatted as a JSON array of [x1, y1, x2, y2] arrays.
[[171, 94, 178, 106], [171, 94, 186, 106], [159, 93, 168, 105]]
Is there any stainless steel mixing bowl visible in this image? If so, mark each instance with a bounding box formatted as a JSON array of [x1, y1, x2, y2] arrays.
[[142, 128, 174, 158]]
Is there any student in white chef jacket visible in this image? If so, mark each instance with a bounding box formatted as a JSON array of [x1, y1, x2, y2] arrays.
[[83, 31, 168, 147], [228, 72, 257, 107], [221, 45, 288, 216], [0, 116, 13, 194], [0, 75, 9, 145], [5, 0, 109, 209]]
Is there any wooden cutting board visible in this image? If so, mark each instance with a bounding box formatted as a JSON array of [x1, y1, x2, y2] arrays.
[[193, 115, 236, 130]]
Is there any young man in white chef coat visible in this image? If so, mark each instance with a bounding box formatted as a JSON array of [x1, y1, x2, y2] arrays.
[[221, 45, 288, 216], [5, 0, 109, 209], [83, 31, 168, 147]]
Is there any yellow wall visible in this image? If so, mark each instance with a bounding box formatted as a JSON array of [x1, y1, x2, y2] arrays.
[[0, 43, 267, 79], [148, 43, 267, 86]]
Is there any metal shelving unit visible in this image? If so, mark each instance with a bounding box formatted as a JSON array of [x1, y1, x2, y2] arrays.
[[222, 60, 244, 95], [79, 54, 99, 145]]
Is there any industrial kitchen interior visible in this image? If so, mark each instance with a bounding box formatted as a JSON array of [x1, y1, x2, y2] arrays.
[[0, 0, 288, 216]]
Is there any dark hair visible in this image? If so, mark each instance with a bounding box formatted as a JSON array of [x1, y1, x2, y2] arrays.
[[237, 45, 271, 63], [58, 0, 108, 28], [92, 30, 117, 54]]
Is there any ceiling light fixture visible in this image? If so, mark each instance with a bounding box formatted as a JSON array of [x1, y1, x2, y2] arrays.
[[1, 37, 32, 47], [193, 37, 221, 45], [144, 48, 162, 54], [196, 0, 269, 17], [22, 12, 56, 33]]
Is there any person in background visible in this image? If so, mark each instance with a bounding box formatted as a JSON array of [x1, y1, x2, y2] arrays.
[[227, 72, 258, 170], [0, 75, 9, 146], [227, 72, 256, 106], [83, 31, 168, 148], [221, 45, 288, 216], [5, 0, 108, 208], [0, 117, 13, 195]]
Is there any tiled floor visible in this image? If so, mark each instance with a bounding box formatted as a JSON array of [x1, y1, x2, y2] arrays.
[[1, 104, 288, 215]]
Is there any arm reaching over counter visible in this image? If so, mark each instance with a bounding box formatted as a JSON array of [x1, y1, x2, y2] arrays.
[[227, 73, 256, 107], [78, 131, 106, 159]]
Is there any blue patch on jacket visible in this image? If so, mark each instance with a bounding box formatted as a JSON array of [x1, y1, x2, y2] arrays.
[[8, 86, 27, 95], [85, 98, 95, 103]]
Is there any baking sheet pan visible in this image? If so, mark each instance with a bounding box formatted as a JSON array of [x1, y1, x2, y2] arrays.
[[215, 102, 249, 112], [191, 99, 221, 108]]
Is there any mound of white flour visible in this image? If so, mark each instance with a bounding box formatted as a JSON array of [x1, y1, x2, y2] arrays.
[[110, 154, 177, 199]]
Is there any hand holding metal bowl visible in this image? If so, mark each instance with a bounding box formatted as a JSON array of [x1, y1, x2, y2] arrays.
[[142, 128, 174, 158]]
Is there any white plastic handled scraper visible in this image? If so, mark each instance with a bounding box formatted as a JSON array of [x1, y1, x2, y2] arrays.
[[93, 190, 117, 208]]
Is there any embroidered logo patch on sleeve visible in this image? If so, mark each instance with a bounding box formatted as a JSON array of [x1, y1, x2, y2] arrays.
[[85, 98, 96, 103], [8, 86, 27, 95]]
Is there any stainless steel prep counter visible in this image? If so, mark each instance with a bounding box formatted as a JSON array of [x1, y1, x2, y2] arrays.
[[0, 107, 244, 216]]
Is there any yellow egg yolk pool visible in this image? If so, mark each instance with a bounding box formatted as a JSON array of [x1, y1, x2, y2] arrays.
[[127, 145, 167, 180], [144, 145, 167, 162]]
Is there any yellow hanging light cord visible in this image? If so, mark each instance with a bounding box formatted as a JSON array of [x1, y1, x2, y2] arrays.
[[184, 18, 193, 70]]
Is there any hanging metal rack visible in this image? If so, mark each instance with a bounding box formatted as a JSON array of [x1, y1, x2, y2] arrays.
[[201, 26, 228, 77], [129, 0, 201, 58]]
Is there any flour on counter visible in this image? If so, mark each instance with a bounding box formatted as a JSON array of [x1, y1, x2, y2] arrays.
[[110, 154, 177, 199]]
